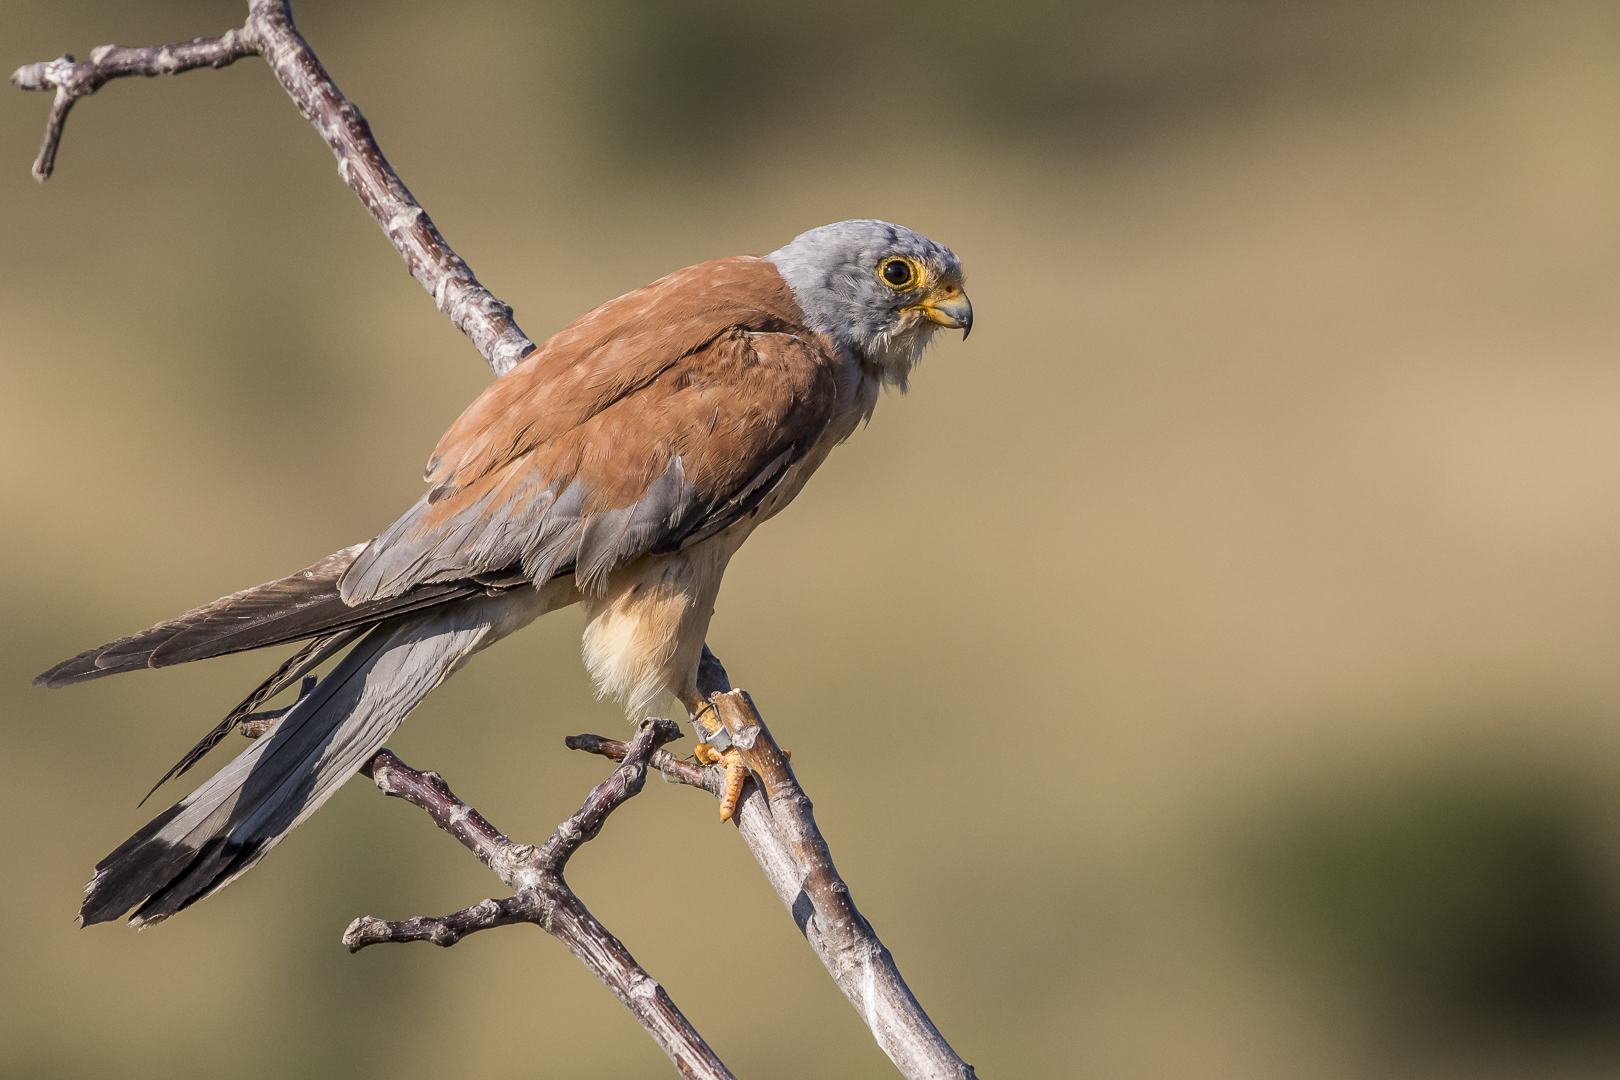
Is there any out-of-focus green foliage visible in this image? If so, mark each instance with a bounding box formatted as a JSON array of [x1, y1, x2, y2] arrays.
[[1246, 760, 1620, 1039]]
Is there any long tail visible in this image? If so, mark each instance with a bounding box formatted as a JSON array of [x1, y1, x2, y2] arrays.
[[79, 592, 534, 927]]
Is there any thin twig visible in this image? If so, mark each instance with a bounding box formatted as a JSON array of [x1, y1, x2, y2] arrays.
[[11, 1, 534, 375], [10, 34, 256, 181], [347, 720, 736, 1080], [572, 648, 980, 1080]]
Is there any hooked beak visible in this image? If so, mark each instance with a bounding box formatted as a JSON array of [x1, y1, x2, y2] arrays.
[[907, 285, 974, 340]]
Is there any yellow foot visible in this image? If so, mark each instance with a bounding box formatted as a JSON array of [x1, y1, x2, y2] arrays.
[[693, 740, 749, 820], [687, 697, 787, 820]]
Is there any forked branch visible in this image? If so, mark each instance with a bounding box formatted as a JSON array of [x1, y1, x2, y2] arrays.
[[346, 719, 735, 1080], [10, 35, 255, 182]]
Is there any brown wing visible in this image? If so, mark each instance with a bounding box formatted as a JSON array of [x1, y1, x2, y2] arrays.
[[33, 544, 489, 688], [340, 258, 837, 602]]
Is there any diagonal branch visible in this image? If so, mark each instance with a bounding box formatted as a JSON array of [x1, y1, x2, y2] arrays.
[[346, 719, 736, 1080], [11, 0, 534, 375], [571, 647, 980, 1080]]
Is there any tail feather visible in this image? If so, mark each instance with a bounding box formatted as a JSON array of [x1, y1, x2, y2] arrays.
[[79, 596, 521, 928], [34, 544, 494, 689], [138, 627, 366, 806]]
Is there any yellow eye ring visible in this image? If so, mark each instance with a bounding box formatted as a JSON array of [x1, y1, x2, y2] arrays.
[[878, 257, 921, 291]]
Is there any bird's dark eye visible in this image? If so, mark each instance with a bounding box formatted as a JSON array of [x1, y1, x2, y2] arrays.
[[881, 259, 915, 288]]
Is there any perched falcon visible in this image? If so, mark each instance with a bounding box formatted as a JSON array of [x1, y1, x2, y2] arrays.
[[39, 219, 971, 929]]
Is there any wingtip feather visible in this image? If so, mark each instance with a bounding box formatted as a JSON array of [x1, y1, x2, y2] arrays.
[[35, 649, 154, 689]]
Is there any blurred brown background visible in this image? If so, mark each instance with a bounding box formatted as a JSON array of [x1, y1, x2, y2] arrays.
[[6, 1, 1620, 1077]]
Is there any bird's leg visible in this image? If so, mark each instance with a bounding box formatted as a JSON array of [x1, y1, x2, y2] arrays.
[[677, 688, 791, 820], [678, 688, 749, 820]]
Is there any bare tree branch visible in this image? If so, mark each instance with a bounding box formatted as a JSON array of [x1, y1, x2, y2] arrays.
[[241, 1, 532, 375], [11, 0, 534, 375], [10, 35, 255, 182], [572, 647, 980, 1080], [346, 720, 736, 1080]]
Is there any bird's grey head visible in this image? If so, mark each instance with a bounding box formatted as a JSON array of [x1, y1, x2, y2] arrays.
[[768, 219, 971, 390]]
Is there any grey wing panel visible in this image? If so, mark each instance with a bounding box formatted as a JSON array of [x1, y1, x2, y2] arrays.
[[663, 446, 800, 553], [341, 471, 563, 603], [571, 457, 706, 590], [342, 456, 702, 601]]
